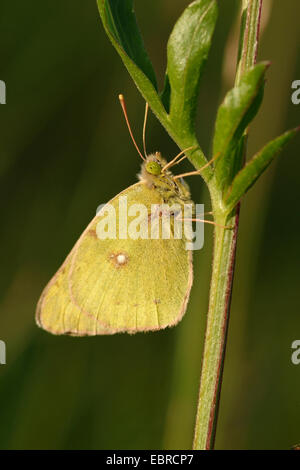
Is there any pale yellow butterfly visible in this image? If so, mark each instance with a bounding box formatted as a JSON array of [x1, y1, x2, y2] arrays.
[[36, 96, 215, 336]]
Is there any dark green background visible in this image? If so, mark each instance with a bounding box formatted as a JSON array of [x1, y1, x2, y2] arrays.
[[0, 0, 299, 449]]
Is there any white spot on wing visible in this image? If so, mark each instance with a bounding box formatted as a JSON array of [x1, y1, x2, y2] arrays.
[[117, 254, 126, 265], [109, 251, 129, 268]]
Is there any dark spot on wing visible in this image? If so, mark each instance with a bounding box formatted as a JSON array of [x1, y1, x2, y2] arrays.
[[88, 229, 97, 238]]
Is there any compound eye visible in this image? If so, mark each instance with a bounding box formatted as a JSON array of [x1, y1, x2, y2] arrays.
[[145, 161, 161, 176]]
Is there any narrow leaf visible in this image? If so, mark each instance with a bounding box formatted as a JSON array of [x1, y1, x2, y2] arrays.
[[97, 0, 167, 126], [167, 0, 217, 139], [225, 127, 300, 211], [100, 0, 156, 87], [213, 62, 269, 190]]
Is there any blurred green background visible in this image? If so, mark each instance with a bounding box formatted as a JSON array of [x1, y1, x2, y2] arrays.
[[0, 0, 299, 450]]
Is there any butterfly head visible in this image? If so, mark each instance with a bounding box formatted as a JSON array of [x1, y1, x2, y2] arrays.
[[145, 160, 162, 176], [139, 152, 169, 186], [144, 152, 167, 176]]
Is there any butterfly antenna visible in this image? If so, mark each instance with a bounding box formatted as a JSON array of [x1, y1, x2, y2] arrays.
[[162, 146, 196, 172], [119, 94, 145, 161], [142, 102, 149, 158]]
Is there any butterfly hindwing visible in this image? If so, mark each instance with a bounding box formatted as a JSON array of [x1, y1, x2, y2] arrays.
[[36, 182, 193, 335]]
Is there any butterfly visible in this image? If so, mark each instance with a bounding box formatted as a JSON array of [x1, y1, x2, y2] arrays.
[[36, 95, 216, 336]]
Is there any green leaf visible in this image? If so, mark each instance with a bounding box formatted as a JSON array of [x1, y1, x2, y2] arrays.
[[167, 0, 218, 140], [100, 0, 156, 87], [97, 0, 167, 127], [213, 62, 269, 191], [225, 127, 300, 211], [160, 73, 171, 114]]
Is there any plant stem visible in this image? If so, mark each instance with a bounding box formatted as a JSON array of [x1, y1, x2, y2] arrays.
[[236, 0, 262, 86], [193, 208, 239, 450], [193, 0, 263, 450]]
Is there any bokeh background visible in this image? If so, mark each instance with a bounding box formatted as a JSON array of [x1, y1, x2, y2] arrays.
[[0, 0, 299, 450]]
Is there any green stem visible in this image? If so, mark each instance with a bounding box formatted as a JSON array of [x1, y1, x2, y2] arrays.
[[193, 0, 263, 450], [193, 209, 239, 450], [236, 0, 262, 85]]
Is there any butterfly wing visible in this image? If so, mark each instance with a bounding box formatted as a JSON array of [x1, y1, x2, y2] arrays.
[[36, 252, 113, 335], [36, 182, 193, 335]]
